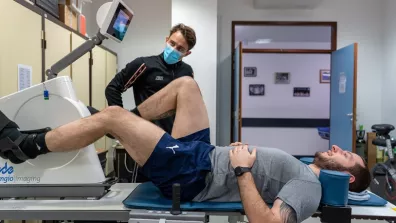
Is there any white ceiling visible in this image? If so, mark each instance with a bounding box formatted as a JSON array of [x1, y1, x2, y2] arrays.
[[235, 25, 332, 43], [253, 0, 325, 9]]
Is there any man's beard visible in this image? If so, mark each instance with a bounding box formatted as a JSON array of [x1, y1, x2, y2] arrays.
[[313, 152, 346, 171]]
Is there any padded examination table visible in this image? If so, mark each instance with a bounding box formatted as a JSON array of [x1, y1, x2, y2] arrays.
[[123, 182, 396, 222]]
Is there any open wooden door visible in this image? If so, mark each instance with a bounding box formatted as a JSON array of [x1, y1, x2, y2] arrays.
[[232, 41, 243, 142], [329, 43, 358, 152]]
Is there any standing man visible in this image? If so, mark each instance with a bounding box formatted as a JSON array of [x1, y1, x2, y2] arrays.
[[105, 23, 196, 134], [102, 23, 196, 182]]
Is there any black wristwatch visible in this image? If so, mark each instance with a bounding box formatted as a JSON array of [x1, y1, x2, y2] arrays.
[[234, 166, 251, 177]]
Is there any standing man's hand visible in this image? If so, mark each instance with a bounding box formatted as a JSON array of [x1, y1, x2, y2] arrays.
[[229, 145, 257, 168]]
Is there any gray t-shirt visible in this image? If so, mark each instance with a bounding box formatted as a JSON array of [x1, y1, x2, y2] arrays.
[[193, 146, 322, 223]]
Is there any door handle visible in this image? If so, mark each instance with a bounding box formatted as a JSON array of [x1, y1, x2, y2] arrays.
[[347, 113, 353, 117]]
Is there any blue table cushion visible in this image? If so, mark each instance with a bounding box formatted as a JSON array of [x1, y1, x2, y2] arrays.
[[123, 182, 388, 212], [348, 192, 387, 206], [123, 182, 245, 212], [319, 170, 350, 206]]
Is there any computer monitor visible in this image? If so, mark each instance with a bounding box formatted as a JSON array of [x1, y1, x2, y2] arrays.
[[100, 0, 134, 43]]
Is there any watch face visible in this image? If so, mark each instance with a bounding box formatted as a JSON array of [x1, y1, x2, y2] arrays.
[[235, 167, 242, 176], [235, 167, 250, 176]]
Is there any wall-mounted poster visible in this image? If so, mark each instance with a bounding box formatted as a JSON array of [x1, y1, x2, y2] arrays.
[[320, 69, 331, 83], [293, 87, 310, 97], [249, 84, 265, 96], [275, 72, 290, 84], [244, 67, 257, 77]]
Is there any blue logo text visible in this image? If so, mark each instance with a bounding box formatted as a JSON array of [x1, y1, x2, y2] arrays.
[[0, 163, 14, 175]]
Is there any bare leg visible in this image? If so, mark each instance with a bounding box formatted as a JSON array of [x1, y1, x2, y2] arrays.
[[45, 106, 165, 166], [36, 76, 207, 165], [138, 76, 210, 139]]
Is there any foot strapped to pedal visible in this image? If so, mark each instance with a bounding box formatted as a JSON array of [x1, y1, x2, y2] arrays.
[[0, 136, 31, 161], [0, 111, 30, 162], [0, 110, 51, 162]]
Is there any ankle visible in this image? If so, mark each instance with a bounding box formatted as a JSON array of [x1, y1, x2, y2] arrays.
[[19, 132, 50, 159], [34, 132, 50, 154]]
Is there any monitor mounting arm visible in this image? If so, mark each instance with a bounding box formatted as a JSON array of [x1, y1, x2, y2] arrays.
[[44, 0, 133, 80], [46, 31, 107, 80]]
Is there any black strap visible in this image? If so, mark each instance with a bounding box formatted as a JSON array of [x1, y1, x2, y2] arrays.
[[0, 135, 30, 162], [0, 110, 12, 133]]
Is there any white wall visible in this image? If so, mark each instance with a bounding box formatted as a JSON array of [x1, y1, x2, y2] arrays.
[[382, 0, 396, 136], [241, 53, 330, 155], [218, 0, 385, 146], [82, 0, 172, 109], [172, 0, 218, 144], [242, 54, 330, 118]]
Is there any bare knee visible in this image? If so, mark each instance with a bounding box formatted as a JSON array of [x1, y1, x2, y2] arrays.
[[101, 106, 129, 123], [99, 106, 130, 135], [176, 76, 195, 84], [175, 76, 200, 92], [103, 105, 126, 115]]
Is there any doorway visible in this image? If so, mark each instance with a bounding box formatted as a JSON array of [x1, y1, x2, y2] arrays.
[[231, 21, 358, 157]]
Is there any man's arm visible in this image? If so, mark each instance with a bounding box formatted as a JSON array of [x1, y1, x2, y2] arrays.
[[237, 172, 278, 223], [237, 173, 296, 223], [105, 57, 146, 107], [230, 145, 297, 223]]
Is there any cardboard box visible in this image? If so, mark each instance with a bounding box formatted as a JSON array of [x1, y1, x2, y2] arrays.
[[59, 4, 77, 30]]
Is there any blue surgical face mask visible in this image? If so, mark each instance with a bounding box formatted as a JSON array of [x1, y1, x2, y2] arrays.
[[163, 43, 183, 64]]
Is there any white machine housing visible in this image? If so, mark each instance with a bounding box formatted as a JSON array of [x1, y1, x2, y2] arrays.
[[0, 0, 134, 188], [0, 76, 106, 184]]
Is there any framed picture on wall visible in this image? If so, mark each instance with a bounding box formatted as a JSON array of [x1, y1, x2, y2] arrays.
[[249, 84, 265, 96], [293, 87, 310, 97], [244, 67, 257, 77], [320, 69, 331, 83], [274, 72, 290, 84]]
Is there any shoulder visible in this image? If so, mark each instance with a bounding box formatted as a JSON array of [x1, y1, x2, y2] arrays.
[[125, 57, 145, 67], [179, 62, 194, 77], [141, 54, 159, 61], [128, 55, 162, 65], [283, 178, 322, 197], [125, 56, 162, 71], [180, 62, 193, 70]]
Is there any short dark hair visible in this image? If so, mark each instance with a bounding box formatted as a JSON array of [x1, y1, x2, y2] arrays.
[[348, 160, 372, 192], [169, 23, 196, 50]]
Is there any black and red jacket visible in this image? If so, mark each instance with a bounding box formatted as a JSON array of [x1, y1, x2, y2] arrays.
[[105, 52, 194, 134]]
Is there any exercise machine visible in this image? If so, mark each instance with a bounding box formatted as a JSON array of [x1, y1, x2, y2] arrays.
[[370, 124, 396, 205], [0, 0, 395, 222], [0, 0, 133, 198]]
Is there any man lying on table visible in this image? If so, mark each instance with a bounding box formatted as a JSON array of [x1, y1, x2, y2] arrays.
[[0, 76, 371, 223]]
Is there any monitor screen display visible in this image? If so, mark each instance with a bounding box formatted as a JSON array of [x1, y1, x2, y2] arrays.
[[107, 3, 133, 42]]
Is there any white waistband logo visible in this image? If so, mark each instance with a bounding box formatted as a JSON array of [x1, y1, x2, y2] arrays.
[[166, 145, 179, 154]]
